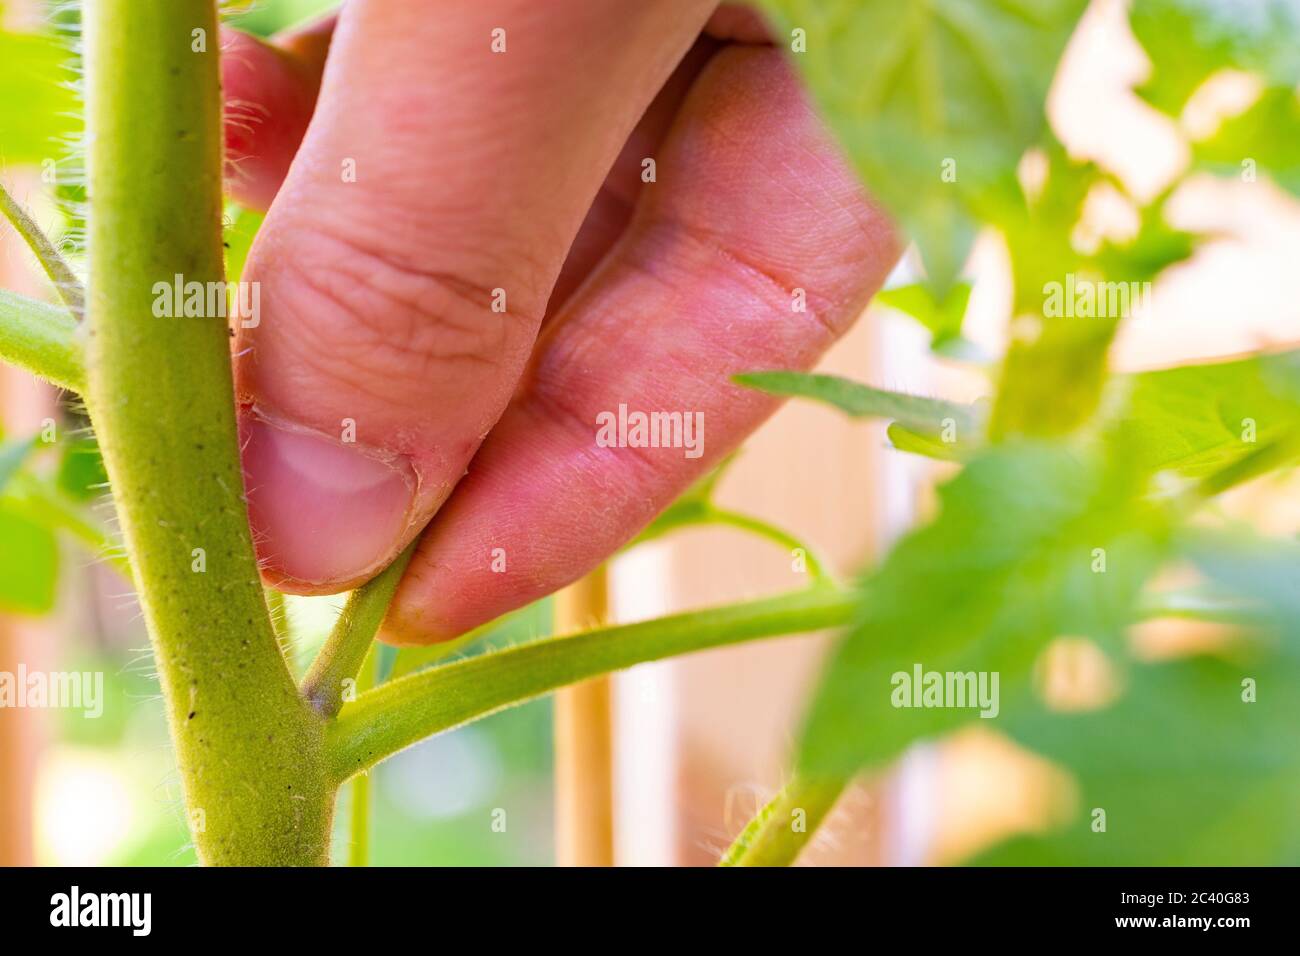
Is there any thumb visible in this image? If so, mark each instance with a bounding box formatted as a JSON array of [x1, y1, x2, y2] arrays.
[[235, 0, 713, 592]]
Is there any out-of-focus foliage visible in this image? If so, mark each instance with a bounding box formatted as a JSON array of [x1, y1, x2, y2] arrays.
[[756, 0, 1089, 296], [743, 0, 1300, 864]]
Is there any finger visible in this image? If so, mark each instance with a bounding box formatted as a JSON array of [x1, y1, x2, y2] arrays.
[[236, 0, 716, 593], [548, 35, 719, 317], [221, 17, 336, 211], [383, 46, 900, 643]]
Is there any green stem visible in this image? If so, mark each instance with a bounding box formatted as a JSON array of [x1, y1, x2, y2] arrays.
[[347, 646, 380, 867], [347, 771, 372, 867], [302, 542, 417, 717], [0, 183, 86, 320], [0, 289, 84, 392], [707, 508, 829, 581], [326, 585, 858, 785], [719, 775, 848, 867], [84, 0, 330, 865]]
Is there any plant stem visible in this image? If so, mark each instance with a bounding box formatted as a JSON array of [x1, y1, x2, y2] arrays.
[[0, 183, 85, 321], [0, 289, 84, 392], [326, 584, 858, 784], [708, 508, 829, 581], [84, 0, 330, 865], [347, 645, 380, 867], [302, 542, 416, 717], [719, 775, 848, 867]]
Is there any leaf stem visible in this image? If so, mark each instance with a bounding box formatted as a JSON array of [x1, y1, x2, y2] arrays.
[[719, 775, 848, 867], [0, 289, 84, 392], [326, 584, 858, 785], [302, 542, 417, 717], [707, 507, 829, 581], [0, 183, 85, 321]]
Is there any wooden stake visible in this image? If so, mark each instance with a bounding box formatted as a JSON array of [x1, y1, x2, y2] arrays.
[[553, 566, 614, 867]]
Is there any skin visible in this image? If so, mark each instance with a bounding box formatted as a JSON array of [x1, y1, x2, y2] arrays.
[[223, 1, 900, 645]]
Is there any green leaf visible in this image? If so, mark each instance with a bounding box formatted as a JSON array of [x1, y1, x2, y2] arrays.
[[0, 501, 59, 614], [1129, 0, 1300, 116], [0, 28, 78, 165], [735, 370, 980, 437], [876, 281, 972, 348], [798, 441, 1170, 776], [975, 651, 1300, 865], [1195, 86, 1300, 198], [755, 0, 1087, 295], [56, 434, 109, 502], [1111, 349, 1300, 478]]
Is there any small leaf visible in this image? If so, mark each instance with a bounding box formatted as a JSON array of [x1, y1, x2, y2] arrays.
[[56, 434, 108, 502], [876, 281, 972, 348], [735, 370, 979, 437]]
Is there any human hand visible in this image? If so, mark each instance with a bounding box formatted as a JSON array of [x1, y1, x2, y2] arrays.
[[221, 1, 898, 643]]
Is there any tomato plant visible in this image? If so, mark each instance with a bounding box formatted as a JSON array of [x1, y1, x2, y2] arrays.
[[0, 0, 1297, 866]]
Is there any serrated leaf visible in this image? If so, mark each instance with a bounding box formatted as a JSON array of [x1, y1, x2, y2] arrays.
[[798, 442, 1170, 776], [755, 0, 1087, 296], [1111, 349, 1300, 478]]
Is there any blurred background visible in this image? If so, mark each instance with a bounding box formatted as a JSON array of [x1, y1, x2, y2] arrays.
[[1, 0, 1297, 865]]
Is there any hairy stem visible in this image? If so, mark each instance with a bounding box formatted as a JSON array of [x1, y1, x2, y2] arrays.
[[84, 0, 330, 865], [718, 775, 848, 866], [347, 646, 380, 867], [0, 289, 84, 392], [302, 542, 416, 717], [0, 183, 85, 321], [708, 508, 829, 581], [326, 585, 858, 784]]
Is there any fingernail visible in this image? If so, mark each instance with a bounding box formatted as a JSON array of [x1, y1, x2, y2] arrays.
[[242, 414, 414, 586]]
